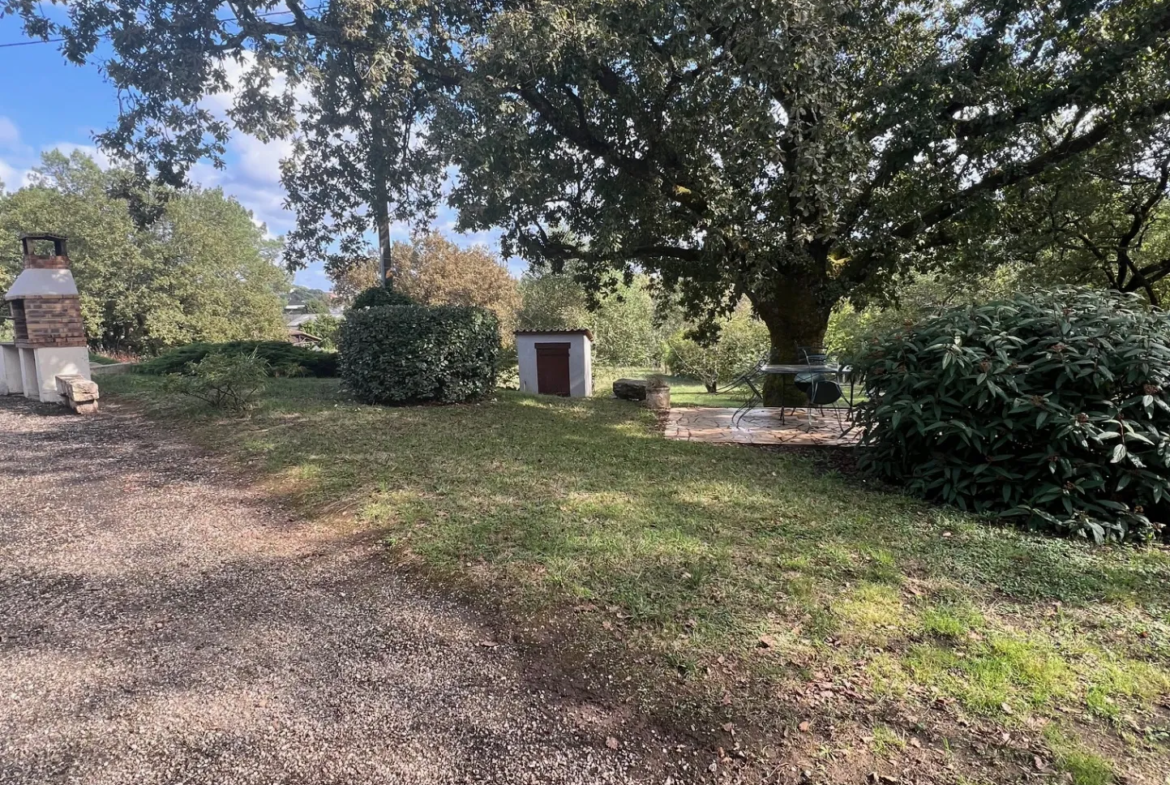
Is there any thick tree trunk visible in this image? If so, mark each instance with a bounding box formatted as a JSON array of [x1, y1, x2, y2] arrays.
[[751, 275, 834, 407]]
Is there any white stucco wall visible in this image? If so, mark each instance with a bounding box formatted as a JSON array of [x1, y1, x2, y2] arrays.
[[19, 348, 37, 398], [4, 269, 79, 300], [0, 345, 91, 403], [0, 344, 19, 395], [515, 333, 593, 397], [31, 346, 91, 403]]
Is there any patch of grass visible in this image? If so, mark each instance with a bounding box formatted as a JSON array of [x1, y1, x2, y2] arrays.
[[921, 603, 982, 640], [1044, 726, 1115, 785], [1084, 658, 1170, 721], [103, 375, 1170, 781], [870, 723, 906, 756], [89, 351, 119, 365], [593, 366, 749, 408], [902, 634, 1075, 718], [835, 583, 904, 645]]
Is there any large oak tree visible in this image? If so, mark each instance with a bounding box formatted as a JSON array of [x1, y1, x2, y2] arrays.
[[11, 0, 1170, 395]]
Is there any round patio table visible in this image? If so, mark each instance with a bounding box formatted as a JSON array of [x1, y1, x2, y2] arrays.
[[734, 363, 855, 429]]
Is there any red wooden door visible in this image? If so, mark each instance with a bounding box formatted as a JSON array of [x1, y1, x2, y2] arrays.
[[535, 342, 572, 396]]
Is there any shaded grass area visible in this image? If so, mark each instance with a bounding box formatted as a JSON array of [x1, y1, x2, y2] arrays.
[[104, 375, 1170, 782], [593, 365, 749, 408]]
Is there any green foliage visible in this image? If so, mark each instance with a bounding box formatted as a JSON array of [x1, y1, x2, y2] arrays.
[[0, 150, 288, 354], [299, 314, 342, 351], [953, 130, 1170, 303], [162, 351, 270, 412], [33, 1, 1170, 371], [285, 285, 332, 314], [389, 232, 521, 343], [518, 271, 682, 367], [855, 288, 1170, 541], [137, 186, 289, 349], [350, 284, 414, 310], [826, 267, 1028, 361], [137, 341, 338, 378], [338, 304, 499, 405], [665, 302, 769, 393]]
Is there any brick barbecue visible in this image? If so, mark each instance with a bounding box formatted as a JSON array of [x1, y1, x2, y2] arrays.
[[1, 234, 94, 405]]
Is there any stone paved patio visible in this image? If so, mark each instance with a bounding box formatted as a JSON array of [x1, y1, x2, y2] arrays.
[[664, 407, 860, 447]]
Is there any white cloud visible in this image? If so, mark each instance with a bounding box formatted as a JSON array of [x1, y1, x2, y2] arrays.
[[188, 161, 226, 189], [0, 117, 20, 150], [221, 180, 293, 232], [0, 158, 22, 193], [231, 133, 293, 186]]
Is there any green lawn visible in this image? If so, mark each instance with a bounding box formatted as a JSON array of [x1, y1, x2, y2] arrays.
[[103, 374, 1170, 783], [593, 365, 750, 408]]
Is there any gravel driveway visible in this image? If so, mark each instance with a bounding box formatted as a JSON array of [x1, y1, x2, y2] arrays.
[[0, 398, 682, 784]]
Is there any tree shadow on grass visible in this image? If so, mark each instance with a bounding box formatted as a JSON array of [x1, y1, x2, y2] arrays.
[[0, 396, 692, 783], [67, 379, 1170, 783]]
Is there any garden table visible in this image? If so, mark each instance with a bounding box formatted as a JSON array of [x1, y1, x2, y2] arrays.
[[734, 363, 856, 429]]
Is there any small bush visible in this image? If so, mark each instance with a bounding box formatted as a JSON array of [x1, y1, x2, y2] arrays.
[[351, 283, 414, 310], [137, 341, 338, 378], [339, 304, 499, 405], [163, 351, 269, 412], [855, 288, 1170, 542]]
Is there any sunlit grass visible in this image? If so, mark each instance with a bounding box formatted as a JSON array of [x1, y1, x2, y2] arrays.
[[103, 374, 1170, 779], [1044, 725, 1116, 785], [593, 365, 750, 408]]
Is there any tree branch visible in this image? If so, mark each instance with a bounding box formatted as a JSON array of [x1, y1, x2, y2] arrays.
[[840, 97, 1170, 285]]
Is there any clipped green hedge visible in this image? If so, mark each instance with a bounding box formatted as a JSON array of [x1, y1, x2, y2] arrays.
[[855, 288, 1170, 542], [136, 341, 338, 377], [351, 283, 414, 310], [339, 304, 499, 404]]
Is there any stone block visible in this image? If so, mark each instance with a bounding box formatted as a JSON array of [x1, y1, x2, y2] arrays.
[[613, 378, 647, 401], [55, 373, 100, 414]]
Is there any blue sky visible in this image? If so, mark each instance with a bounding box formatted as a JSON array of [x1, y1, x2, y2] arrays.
[[0, 15, 519, 291]]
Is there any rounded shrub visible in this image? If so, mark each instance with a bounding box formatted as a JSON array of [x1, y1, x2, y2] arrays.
[[350, 283, 414, 310], [136, 341, 338, 377], [339, 304, 500, 405], [854, 288, 1170, 542]]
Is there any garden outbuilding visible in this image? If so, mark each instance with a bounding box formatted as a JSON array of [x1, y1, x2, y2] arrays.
[[515, 330, 592, 397]]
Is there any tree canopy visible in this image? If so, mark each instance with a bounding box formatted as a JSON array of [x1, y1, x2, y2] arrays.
[[329, 256, 382, 306], [0, 150, 289, 354], [385, 232, 521, 340], [518, 268, 681, 367], [12, 0, 1170, 397], [986, 130, 1170, 303]]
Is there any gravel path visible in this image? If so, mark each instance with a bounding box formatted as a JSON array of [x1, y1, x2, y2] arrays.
[[0, 398, 679, 784]]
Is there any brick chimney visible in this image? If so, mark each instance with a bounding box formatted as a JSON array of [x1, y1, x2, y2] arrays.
[[1, 233, 92, 403]]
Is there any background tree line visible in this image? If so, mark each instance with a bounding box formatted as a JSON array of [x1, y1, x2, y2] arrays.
[[0, 150, 289, 355], [15, 0, 1170, 404]]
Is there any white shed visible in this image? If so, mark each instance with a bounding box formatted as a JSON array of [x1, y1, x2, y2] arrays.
[[515, 330, 593, 397]]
